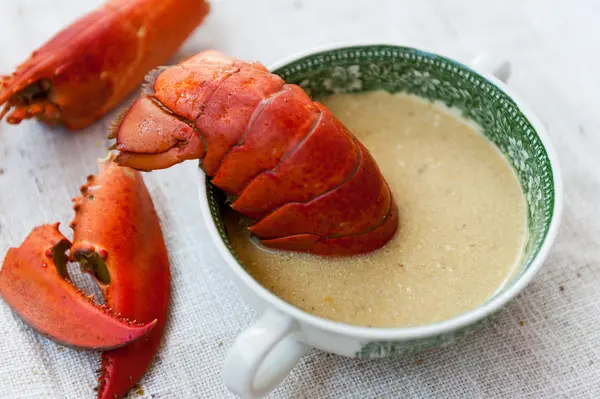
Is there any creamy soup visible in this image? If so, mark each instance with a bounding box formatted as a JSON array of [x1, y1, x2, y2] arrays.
[[224, 91, 527, 328]]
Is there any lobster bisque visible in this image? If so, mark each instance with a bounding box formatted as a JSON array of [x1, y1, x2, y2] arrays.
[[225, 91, 527, 328]]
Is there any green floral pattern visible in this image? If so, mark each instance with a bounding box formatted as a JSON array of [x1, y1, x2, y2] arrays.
[[356, 313, 498, 359], [206, 45, 556, 359]]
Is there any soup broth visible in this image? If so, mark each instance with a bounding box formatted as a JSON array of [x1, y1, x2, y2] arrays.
[[224, 91, 526, 327]]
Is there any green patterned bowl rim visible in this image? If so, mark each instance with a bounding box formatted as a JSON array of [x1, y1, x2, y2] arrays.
[[199, 44, 563, 341]]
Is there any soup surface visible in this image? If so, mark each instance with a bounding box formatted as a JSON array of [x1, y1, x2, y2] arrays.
[[224, 91, 526, 327]]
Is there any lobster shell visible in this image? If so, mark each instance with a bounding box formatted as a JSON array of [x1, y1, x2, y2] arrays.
[[0, 156, 170, 399], [70, 155, 170, 399], [0, 223, 157, 351], [0, 0, 209, 129], [114, 51, 399, 256]]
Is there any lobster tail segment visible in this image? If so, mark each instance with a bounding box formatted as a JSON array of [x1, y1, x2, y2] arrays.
[[113, 95, 205, 171]]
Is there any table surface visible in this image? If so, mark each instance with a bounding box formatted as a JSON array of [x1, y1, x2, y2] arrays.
[[1, 0, 599, 398]]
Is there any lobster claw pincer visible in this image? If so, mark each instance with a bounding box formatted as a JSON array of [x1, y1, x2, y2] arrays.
[[0, 223, 156, 350]]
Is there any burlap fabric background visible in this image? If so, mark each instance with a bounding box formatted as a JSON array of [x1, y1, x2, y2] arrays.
[[1, 0, 598, 397]]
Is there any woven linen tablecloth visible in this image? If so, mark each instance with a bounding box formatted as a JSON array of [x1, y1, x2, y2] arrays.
[[1, 0, 599, 397]]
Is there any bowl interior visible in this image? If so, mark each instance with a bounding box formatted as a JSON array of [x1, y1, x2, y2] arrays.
[[205, 44, 556, 303]]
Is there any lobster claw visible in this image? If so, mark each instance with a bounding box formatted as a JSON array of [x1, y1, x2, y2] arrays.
[[0, 223, 156, 350], [0, 154, 170, 398], [70, 154, 170, 399], [0, 0, 209, 129]]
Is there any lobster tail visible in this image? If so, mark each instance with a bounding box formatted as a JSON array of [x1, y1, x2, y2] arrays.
[[114, 51, 398, 256]]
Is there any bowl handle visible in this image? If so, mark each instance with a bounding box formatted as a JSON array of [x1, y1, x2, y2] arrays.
[[223, 307, 309, 398], [470, 53, 512, 83]]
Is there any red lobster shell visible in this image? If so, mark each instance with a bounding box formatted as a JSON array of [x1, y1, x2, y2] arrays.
[[0, 156, 170, 399], [0, 223, 156, 351], [114, 51, 398, 256], [0, 0, 209, 129], [71, 155, 170, 399]]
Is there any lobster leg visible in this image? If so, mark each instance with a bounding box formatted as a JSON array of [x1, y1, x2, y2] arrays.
[[3, 101, 59, 125], [0, 103, 10, 121]]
